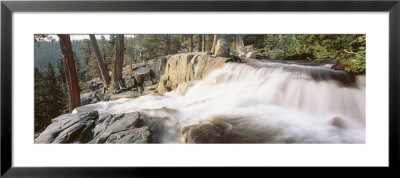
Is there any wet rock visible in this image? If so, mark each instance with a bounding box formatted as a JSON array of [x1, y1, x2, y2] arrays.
[[34, 111, 99, 143], [331, 61, 345, 70], [182, 123, 224, 143], [138, 108, 181, 143], [182, 117, 258, 143]]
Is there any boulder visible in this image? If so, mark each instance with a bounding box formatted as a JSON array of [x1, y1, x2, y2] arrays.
[[315, 58, 334, 64], [182, 123, 224, 143], [181, 117, 257, 143], [86, 78, 104, 92], [245, 45, 254, 52], [105, 127, 151, 144], [107, 90, 142, 101], [142, 84, 159, 95], [133, 66, 152, 86], [123, 75, 136, 89], [80, 91, 99, 106], [214, 39, 230, 57], [35, 109, 152, 144], [331, 61, 345, 70], [246, 52, 257, 58], [148, 56, 169, 80], [143, 80, 153, 87], [34, 111, 99, 143], [157, 52, 230, 94], [90, 112, 146, 143]]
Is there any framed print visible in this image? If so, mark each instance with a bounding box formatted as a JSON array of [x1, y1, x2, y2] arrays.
[[1, 0, 400, 177]]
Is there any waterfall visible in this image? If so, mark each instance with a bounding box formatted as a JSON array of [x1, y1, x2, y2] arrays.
[[84, 62, 365, 143]]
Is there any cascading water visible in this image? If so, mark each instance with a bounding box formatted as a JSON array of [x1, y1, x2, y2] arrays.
[[80, 62, 365, 143]]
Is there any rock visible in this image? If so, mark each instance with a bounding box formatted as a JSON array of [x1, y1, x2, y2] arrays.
[[90, 112, 146, 143], [246, 52, 257, 58], [144, 84, 158, 91], [181, 117, 257, 143], [149, 56, 169, 80], [138, 108, 181, 143], [315, 58, 334, 64], [86, 78, 104, 92], [329, 117, 346, 129], [34, 111, 99, 143], [157, 52, 229, 94], [96, 92, 104, 102], [36, 108, 152, 144], [123, 75, 136, 89], [214, 39, 230, 57], [81, 92, 94, 106], [245, 45, 254, 52], [133, 66, 152, 86], [143, 80, 153, 87], [105, 127, 151, 144], [81, 91, 100, 106], [182, 123, 224, 143], [331, 61, 345, 70], [108, 90, 142, 101]]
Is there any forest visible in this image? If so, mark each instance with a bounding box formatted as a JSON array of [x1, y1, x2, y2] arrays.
[[34, 34, 366, 144]]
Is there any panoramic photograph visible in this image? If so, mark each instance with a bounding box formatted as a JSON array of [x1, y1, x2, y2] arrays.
[[33, 34, 366, 144]]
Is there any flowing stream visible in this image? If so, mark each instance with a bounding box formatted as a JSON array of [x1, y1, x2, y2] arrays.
[[77, 62, 365, 143]]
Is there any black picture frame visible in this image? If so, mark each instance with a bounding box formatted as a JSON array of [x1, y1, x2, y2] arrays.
[[1, 0, 399, 177]]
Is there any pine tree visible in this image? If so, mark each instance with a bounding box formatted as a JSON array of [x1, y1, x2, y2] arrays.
[[211, 34, 219, 54], [58, 34, 81, 112], [89, 34, 111, 87], [34, 63, 66, 133], [198, 34, 203, 52], [112, 34, 125, 90], [189, 34, 194, 52]]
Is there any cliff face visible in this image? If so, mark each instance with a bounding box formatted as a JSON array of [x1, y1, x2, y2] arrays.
[[157, 52, 230, 94]]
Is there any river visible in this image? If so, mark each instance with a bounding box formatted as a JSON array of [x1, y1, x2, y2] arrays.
[[77, 61, 366, 143]]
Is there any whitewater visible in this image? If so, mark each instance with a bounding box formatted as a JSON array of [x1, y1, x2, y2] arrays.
[[74, 62, 366, 143]]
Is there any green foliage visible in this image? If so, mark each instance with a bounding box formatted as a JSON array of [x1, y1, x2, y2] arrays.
[[132, 35, 182, 60], [292, 34, 366, 73], [243, 35, 265, 49], [34, 64, 67, 133], [263, 34, 297, 59], [34, 40, 84, 72]]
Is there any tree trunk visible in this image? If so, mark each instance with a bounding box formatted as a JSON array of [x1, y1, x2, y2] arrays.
[[87, 41, 91, 55], [198, 34, 203, 52], [202, 35, 206, 52], [166, 34, 171, 55], [211, 34, 219, 54], [236, 34, 245, 55], [58, 35, 81, 112], [89, 34, 111, 88], [188, 35, 194, 52], [112, 34, 125, 90]]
